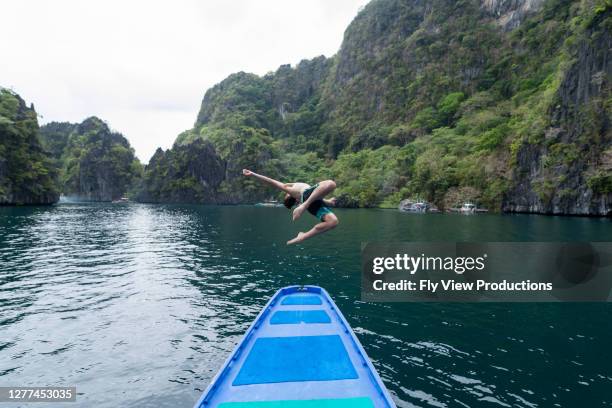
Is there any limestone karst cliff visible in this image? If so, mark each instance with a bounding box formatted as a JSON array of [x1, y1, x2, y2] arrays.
[[139, 0, 610, 215], [40, 117, 142, 201]]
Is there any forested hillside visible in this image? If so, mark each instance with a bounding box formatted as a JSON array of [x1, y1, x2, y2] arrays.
[[0, 88, 59, 205], [40, 118, 142, 201], [141, 0, 611, 215]]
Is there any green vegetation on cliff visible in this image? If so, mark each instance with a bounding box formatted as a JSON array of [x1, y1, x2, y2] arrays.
[[40, 117, 142, 201], [141, 0, 611, 214], [0, 88, 59, 205]]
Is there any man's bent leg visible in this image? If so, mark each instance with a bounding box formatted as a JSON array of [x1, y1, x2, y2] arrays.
[[287, 213, 339, 245], [293, 180, 336, 221]]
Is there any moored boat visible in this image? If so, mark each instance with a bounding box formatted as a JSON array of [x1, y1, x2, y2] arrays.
[[460, 203, 476, 213], [447, 202, 488, 214], [398, 199, 438, 213]]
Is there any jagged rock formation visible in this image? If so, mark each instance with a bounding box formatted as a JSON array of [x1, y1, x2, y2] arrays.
[[137, 139, 225, 203], [0, 88, 59, 205], [139, 0, 611, 215], [40, 117, 142, 201], [482, 0, 545, 30], [503, 4, 611, 215]]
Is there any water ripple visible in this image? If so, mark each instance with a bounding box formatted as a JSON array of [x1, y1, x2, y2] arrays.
[[1, 204, 611, 407]]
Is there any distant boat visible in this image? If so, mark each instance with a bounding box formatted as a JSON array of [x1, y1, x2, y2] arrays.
[[193, 286, 396, 408], [398, 199, 438, 213], [448, 203, 488, 214], [112, 197, 129, 203], [460, 203, 476, 213], [408, 201, 428, 213], [255, 200, 283, 208]]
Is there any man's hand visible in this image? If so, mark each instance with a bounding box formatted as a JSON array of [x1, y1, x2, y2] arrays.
[[292, 203, 306, 221], [242, 169, 253, 176]]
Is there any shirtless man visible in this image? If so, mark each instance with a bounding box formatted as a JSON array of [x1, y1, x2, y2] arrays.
[[242, 169, 339, 245]]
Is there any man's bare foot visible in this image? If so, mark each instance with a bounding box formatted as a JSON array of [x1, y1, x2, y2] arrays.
[[292, 204, 306, 221], [287, 232, 306, 245]]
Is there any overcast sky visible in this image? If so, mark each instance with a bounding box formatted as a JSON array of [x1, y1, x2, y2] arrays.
[[0, 0, 368, 162]]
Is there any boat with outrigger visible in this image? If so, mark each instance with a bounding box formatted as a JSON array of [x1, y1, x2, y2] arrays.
[[194, 285, 396, 408]]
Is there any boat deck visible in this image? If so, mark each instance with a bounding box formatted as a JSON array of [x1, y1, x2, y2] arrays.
[[194, 286, 395, 408]]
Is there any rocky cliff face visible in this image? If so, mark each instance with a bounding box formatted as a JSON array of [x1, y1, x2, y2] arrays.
[[40, 117, 142, 201], [137, 139, 225, 203], [503, 5, 611, 215], [481, 0, 545, 30], [194, 57, 332, 131], [0, 88, 59, 205], [270, 57, 332, 124], [147, 57, 330, 204], [326, 0, 428, 128]]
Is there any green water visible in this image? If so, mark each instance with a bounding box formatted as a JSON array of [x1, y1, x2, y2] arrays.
[[0, 204, 610, 407]]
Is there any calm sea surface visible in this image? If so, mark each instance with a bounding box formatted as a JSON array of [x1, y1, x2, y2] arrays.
[[1, 204, 611, 407]]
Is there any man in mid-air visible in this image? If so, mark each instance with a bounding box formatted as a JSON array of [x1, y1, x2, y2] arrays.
[[242, 169, 339, 245]]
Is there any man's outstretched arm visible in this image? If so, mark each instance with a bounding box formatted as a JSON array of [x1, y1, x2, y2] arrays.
[[242, 169, 289, 193]]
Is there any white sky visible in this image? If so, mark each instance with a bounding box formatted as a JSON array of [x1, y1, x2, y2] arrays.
[[0, 0, 368, 162]]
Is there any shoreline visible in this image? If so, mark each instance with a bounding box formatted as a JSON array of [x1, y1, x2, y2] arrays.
[[3, 201, 610, 218]]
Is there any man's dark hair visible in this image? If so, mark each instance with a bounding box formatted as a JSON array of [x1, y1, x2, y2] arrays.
[[284, 194, 296, 209]]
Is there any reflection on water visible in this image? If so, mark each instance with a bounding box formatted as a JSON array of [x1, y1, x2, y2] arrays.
[[0, 204, 611, 407]]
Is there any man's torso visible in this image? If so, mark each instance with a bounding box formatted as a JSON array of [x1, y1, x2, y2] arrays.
[[287, 182, 310, 200]]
